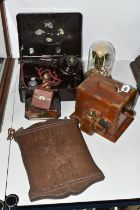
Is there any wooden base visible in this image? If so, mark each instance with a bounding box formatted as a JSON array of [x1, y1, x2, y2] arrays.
[[70, 112, 134, 143]]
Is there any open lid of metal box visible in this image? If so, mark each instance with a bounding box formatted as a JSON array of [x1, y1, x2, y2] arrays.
[[16, 13, 82, 59]]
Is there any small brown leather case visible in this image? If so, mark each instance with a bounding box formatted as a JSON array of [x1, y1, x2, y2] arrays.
[[31, 88, 54, 110], [13, 119, 104, 201]]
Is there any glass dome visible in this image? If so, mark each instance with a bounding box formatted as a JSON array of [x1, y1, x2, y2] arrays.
[[87, 40, 115, 77]]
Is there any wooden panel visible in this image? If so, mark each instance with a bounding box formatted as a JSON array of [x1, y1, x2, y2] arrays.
[[0, 2, 11, 57], [0, 58, 14, 132]]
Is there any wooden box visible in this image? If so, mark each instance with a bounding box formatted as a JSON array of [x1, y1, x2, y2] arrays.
[[70, 74, 137, 142]]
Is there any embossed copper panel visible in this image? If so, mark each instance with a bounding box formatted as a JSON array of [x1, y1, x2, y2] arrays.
[[13, 119, 104, 201]]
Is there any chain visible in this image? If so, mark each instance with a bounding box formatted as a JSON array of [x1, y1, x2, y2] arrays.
[[4, 74, 18, 201]]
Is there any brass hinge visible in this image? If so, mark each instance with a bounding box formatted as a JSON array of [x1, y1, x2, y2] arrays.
[[7, 128, 15, 140]]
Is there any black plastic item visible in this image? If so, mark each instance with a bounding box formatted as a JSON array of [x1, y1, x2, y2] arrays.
[[57, 55, 83, 79], [16, 13, 82, 58], [5, 194, 19, 210], [17, 13, 84, 102]]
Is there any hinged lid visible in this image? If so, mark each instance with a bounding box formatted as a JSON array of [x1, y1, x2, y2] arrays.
[[79, 74, 137, 110], [16, 13, 82, 59]]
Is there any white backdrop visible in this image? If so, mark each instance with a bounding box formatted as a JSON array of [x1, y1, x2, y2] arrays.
[[3, 0, 140, 205], [4, 0, 140, 60]]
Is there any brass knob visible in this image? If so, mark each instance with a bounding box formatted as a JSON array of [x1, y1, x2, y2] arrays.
[[87, 110, 96, 119]]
